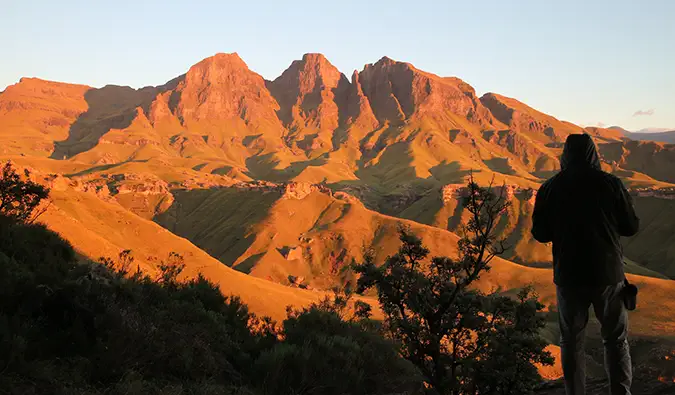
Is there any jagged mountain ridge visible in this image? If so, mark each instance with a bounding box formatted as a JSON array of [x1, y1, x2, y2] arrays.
[[2, 52, 675, 278], [6, 52, 672, 188]]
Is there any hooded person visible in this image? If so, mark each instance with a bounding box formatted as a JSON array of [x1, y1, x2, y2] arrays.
[[532, 133, 639, 395]]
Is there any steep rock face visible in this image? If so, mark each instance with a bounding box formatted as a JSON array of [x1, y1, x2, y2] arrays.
[[358, 57, 497, 127], [166, 53, 285, 135], [343, 70, 379, 131], [268, 53, 349, 132]]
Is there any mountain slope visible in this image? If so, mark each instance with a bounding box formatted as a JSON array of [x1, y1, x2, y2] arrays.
[[2, 52, 674, 281]]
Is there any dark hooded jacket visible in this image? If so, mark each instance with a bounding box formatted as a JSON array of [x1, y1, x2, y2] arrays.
[[531, 133, 640, 286]]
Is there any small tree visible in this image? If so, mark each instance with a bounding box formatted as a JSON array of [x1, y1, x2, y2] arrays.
[[0, 161, 50, 223], [256, 289, 424, 395], [156, 251, 186, 286], [353, 178, 553, 395], [303, 284, 374, 324], [99, 249, 135, 277]]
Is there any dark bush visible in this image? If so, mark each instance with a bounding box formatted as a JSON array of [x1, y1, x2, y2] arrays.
[[254, 305, 423, 395], [0, 161, 50, 223], [0, 217, 267, 394]]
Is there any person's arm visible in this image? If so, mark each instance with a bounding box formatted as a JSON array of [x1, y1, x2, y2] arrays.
[[615, 179, 640, 237], [531, 183, 553, 243]]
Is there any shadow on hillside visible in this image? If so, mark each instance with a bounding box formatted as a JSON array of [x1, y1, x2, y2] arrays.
[[64, 159, 150, 177], [50, 85, 160, 160], [244, 152, 328, 182], [153, 187, 280, 269]]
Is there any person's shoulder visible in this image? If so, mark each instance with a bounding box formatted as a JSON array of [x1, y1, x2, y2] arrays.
[[595, 169, 622, 184], [539, 173, 562, 190], [536, 173, 561, 198], [592, 169, 625, 191]]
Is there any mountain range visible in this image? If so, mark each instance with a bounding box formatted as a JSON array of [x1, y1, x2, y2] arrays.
[[1, 52, 675, 383], [610, 126, 675, 144]]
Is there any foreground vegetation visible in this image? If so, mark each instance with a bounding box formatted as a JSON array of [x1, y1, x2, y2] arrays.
[[0, 162, 552, 394]]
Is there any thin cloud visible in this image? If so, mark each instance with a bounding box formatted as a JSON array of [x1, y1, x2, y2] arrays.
[[633, 109, 655, 117], [581, 121, 606, 128]]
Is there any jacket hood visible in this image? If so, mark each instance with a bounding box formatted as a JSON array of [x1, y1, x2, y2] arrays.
[[560, 133, 601, 170]]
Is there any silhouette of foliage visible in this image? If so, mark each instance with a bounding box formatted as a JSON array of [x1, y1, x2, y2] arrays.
[[353, 177, 553, 395], [254, 296, 423, 395], [0, 161, 50, 223], [156, 251, 186, 287]]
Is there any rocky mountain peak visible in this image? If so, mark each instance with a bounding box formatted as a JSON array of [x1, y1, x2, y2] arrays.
[[269, 53, 349, 133], [171, 52, 281, 126]]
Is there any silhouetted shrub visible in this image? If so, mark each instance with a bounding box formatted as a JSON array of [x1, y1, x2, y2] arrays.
[[0, 161, 50, 223], [254, 304, 424, 395]]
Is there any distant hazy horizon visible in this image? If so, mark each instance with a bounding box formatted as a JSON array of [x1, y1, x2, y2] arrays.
[[2, 0, 673, 131]]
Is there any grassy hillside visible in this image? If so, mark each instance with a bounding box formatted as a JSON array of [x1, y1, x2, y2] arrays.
[[41, 187, 326, 321]]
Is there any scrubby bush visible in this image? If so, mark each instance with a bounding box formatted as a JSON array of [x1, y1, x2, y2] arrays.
[[254, 302, 423, 395], [0, 161, 50, 223]]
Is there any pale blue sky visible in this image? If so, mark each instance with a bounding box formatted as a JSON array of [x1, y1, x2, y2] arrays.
[[1, 0, 673, 131]]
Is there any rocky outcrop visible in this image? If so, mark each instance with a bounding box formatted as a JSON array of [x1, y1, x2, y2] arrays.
[[632, 187, 675, 200], [282, 182, 332, 200], [497, 184, 517, 201], [442, 184, 541, 205], [333, 191, 361, 204], [109, 174, 170, 195], [524, 188, 538, 205], [43, 174, 112, 200], [441, 184, 468, 203]]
